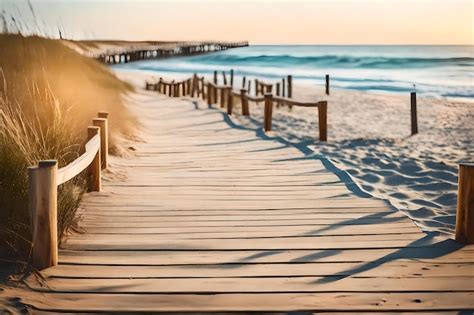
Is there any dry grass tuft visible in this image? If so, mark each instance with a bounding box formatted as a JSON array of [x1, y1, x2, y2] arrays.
[[0, 33, 135, 260]]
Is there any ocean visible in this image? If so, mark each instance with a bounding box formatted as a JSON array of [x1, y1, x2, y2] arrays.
[[114, 45, 474, 101]]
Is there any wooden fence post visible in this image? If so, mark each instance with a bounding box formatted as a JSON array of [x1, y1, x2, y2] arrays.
[[240, 89, 249, 116], [264, 93, 273, 132], [31, 160, 58, 270], [227, 87, 233, 115], [242, 76, 246, 89], [175, 83, 180, 97], [455, 163, 474, 244], [87, 126, 101, 192], [158, 78, 162, 93], [213, 83, 218, 104], [325, 74, 330, 95], [168, 81, 174, 97], [93, 117, 108, 169], [213, 71, 218, 84], [247, 80, 251, 94], [276, 83, 281, 108], [191, 74, 197, 97], [282, 78, 286, 97], [255, 79, 259, 95], [230, 69, 234, 87], [411, 92, 418, 135], [318, 101, 328, 141], [220, 87, 226, 108], [222, 71, 228, 85], [207, 83, 213, 107], [201, 79, 206, 100], [287, 75, 293, 98], [98, 111, 109, 120]]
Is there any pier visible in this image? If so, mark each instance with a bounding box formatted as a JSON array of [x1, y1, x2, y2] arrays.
[[85, 41, 248, 64]]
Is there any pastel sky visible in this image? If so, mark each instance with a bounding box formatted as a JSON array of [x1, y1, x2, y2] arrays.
[[2, 0, 473, 44]]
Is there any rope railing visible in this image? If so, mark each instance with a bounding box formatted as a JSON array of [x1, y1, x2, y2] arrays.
[[28, 112, 109, 270], [146, 73, 327, 141]]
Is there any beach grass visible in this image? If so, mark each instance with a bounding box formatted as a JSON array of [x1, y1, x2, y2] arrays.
[[0, 33, 134, 260]]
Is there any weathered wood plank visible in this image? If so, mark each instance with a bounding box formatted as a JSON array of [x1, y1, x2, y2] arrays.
[[41, 262, 474, 279], [9, 290, 474, 312]]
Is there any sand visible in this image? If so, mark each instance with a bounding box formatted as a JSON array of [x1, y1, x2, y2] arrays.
[[114, 69, 473, 236]]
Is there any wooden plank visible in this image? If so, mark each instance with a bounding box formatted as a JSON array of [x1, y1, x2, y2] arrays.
[[77, 219, 417, 229], [41, 262, 474, 279], [58, 247, 474, 265], [81, 226, 423, 238], [9, 290, 474, 312], [62, 235, 445, 251], [26, 276, 474, 293]]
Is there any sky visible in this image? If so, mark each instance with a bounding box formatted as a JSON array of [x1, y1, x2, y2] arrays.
[[1, 0, 473, 44]]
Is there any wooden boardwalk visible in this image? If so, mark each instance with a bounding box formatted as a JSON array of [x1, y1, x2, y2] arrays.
[[13, 91, 474, 312]]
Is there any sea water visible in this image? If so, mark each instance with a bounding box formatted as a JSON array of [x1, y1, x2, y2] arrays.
[[114, 45, 474, 101]]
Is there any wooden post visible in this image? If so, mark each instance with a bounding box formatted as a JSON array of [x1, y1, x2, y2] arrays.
[[318, 101, 328, 141], [455, 163, 474, 244], [287, 75, 293, 98], [227, 87, 233, 115], [213, 71, 218, 84], [282, 78, 286, 97], [207, 83, 213, 107], [201, 79, 206, 100], [213, 83, 218, 104], [191, 74, 197, 97], [93, 117, 108, 169], [222, 71, 227, 85], [255, 79, 259, 95], [242, 76, 247, 89], [276, 83, 281, 108], [31, 160, 58, 270], [325, 74, 330, 95], [265, 84, 272, 93], [98, 111, 109, 119], [220, 87, 226, 108], [411, 92, 418, 135], [175, 83, 180, 97], [264, 93, 273, 132], [230, 69, 234, 87], [240, 89, 250, 116], [87, 126, 101, 192]]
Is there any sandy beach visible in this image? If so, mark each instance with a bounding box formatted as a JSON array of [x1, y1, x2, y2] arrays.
[[116, 69, 473, 236]]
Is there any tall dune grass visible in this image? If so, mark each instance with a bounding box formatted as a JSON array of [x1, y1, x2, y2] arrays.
[[0, 34, 134, 260]]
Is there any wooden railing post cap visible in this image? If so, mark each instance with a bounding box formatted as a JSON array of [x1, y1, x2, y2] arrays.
[[240, 88, 247, 93], [98, 111, 109, 119], [88, 126, 100, 133], [38, 160, 57, 168], [93, 117, 107, 123]]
